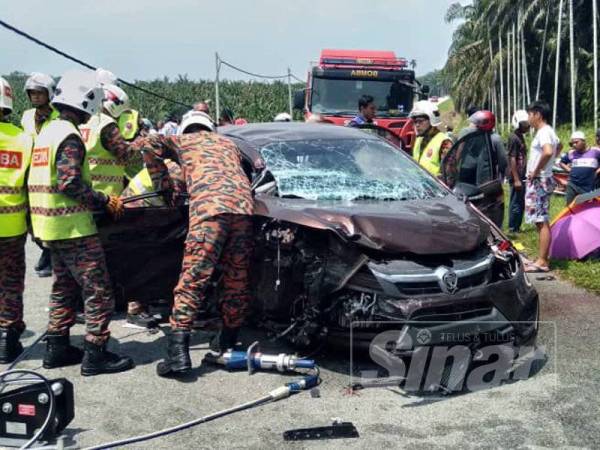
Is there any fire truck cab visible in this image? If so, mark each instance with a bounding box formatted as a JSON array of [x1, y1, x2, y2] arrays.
[[294, 49, 429, 150]]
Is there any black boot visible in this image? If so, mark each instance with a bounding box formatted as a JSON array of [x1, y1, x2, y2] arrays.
[[35, 249, 52, 278], [156, 331, 192, 378], [0, 328, 23, 364], [126, 311, 159, 329], [209, 327, 240, 353], [81, 341, 134, 376], [43, 333, 84, 369]]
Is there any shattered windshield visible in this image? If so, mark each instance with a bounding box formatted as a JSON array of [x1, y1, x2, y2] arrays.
[[259, 138, 447, 201]]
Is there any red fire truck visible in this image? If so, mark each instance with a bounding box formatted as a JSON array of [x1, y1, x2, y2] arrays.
[[294, 49, 428, 149]]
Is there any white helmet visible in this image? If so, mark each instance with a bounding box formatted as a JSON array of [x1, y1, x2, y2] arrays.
[[0, 77, 13, 113], [178, 111, 215, 134], [274, 112, 292, 122], [24, 72, 56, 98], [51, 69, 103, 117], [409, 100, 442, 127], [102, 84, 130, 118], [96, 68, 117, 86], [511, 110, 529, 129]]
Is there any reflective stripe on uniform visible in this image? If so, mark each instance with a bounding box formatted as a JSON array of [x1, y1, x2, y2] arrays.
[[30, 205, 89, 216], [88, 157, 122, 166], [0, 204, 27, 214], [0, 186, 24, 194]]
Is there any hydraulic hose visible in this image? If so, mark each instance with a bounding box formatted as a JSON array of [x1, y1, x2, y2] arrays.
[[83, 379, 316, 450]]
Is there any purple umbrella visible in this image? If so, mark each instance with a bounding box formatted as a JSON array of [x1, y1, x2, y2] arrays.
[[550, 202, 600, 260]]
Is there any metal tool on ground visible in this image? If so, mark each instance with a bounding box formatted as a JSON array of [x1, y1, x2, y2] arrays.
[[283, 419, 359, 441], [204, 341, 316, 374]]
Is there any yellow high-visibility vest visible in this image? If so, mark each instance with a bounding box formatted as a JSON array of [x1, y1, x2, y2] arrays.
[[28, 120, 97, 241], [20, 107, 59, 137], [80, 113, 125, 196], [0, 123, 32, 237], [118, 109, 140, 141], [413, 131, 450, 176], [125, 168, 165, 207]]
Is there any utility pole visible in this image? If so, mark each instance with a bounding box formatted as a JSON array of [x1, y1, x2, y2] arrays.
[[499, 31, 505, 132], [488, 37, 495, 116], [507, 30, 512, 121], [512, 23, 517, 115], [569, 0, 576, 132], [536, 11, 549, 100], [553, 0, 564, 128], [516, 10, 521, 109], [594, 0, 598, 129], [287, 67, 293, 117], [522, 28, 530, 106], [215, 52, 221, 124]]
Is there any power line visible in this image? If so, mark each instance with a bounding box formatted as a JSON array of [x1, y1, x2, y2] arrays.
[[219, 59, 304, 83], [290, 73, 306, 84], [219, 59, 289, 80], [0, 19, 192, 108]]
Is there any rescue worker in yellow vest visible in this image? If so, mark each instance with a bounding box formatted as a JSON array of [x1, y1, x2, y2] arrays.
[[0, 77, 33, 363], [21, 73, 59, 278], [21, 72, 59, 137], [79, 83, 142, 197], [79, 84, 158, 328], [28, 69, 134, 376], [410, 100, 452, 177]]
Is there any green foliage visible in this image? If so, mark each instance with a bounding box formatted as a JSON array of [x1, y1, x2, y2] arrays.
[[417, 69, 450, 97], [2, 71, 303, 125], [444, 0, 596, 125]]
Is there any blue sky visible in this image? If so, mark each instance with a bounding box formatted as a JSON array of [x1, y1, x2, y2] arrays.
[[1, 0, 460, 81]]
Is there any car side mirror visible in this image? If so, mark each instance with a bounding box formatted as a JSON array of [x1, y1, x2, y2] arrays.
[[453, 182, 484, 202], [293, 90, 306, 110]]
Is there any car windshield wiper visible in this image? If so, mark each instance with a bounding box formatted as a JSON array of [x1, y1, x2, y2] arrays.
[[318, 110, 356, 116], [280, 194, 306, 199], [351, 195, 404, 201]]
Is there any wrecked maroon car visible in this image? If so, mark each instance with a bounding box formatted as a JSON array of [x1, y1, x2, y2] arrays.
[[99, 123, 539, 351]]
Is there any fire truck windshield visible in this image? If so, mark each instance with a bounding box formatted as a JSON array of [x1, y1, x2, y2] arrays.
[[311, 77, 414, 117]]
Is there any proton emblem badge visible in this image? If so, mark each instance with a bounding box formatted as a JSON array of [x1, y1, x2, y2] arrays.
[[416, 328, 432, 345], [442, 270, 459, 294]]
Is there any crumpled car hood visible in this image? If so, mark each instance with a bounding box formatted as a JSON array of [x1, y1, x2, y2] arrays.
[[254, 194, 490, 255]]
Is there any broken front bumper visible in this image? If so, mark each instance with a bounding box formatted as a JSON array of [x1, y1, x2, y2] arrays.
[[328, 269, 539, 351]]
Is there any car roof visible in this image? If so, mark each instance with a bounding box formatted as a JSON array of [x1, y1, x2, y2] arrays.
[[219, 122, 378, 147]]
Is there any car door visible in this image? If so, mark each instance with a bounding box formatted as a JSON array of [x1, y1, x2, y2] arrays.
[[441, 129, 504, 227]]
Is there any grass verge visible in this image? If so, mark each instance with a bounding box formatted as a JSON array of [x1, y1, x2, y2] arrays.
[[504, 188, 600, 295]]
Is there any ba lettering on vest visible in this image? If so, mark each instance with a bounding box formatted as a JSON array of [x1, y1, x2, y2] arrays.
[[0, 150, 22, 169], [32, 147, 50, 167]]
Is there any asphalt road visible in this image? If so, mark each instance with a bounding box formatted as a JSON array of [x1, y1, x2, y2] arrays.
[[3, 240, 600, 449]]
